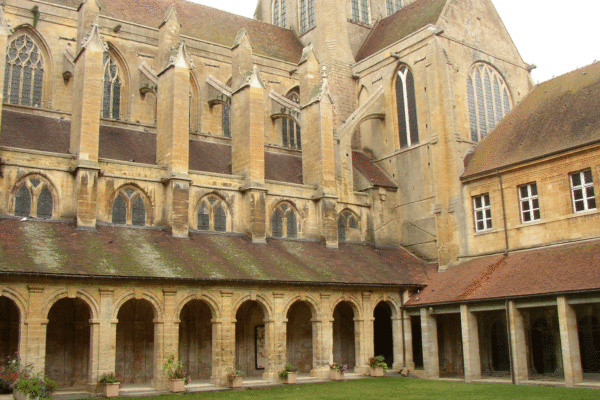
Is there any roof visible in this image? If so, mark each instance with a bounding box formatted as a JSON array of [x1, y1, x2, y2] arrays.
[[41, 0, 304, 64], [0, 109, 70, 154], [100, 125, 156, 164], [463, 62, 600, 179], [405, 239, 600, 307], [265, 151, 303, 185], [352, 151, 398, 189], [0, 218, 434, 287], [355, 0, 447, 62]]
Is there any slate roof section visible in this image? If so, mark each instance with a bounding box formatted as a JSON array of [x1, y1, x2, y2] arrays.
[[405, 239, 600, 307], [463, 62, 600, 179], [0, 109, 70, 154], [352, 151, 398, 189], [0, 219, 434, 287], [265, 151, 303, 184], [41, 0, 304, 64], [355, 0, 447, 62]]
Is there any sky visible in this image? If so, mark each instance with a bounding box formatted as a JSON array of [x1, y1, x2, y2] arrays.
[[187, 0, 600, 84]]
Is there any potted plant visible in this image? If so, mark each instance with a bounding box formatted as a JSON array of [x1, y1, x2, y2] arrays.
[[162, 355, 189, 393], [2, 354, 30, 396], [278, 363, 298, 384], [368, 355, 388, 377], [98, 372, 121, 398], [328, 363, 348, 381], [13, 374, 56, 400], [226, 368, 244, 388]]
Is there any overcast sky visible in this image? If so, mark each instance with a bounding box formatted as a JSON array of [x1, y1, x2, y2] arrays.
[[187, 0, 600, 84]]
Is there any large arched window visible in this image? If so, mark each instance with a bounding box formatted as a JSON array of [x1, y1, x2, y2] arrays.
[[273, 0, 287, 27], [338, 210, 359, 242], [467, 63, 511, 142], [13, 176, 55, 219], [102, 53, 122, 120], [271, 203, 298, 238], [300, 0, 315, 33], [396, 65, 419, 148], [386, 0, 402, 15], [196, 195, 228, 232], [351, 0, 370, 24], [111, 188, 147, 226], [4, 34, 44, 107]]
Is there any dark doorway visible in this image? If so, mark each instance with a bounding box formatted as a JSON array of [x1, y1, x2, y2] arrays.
[[373, 302, 393, 368], [235, 301, 266, 377], [490, 319, 510, 372], [286, 301, 313, 373], [179, 300, 213, 381], [411, 315, 423, 368], [333, 302, 356, 370], [45, 298, 90, 388], [0, 296, 19, 363], [530, 317, 556, 374], [578, 316, 600, 372]]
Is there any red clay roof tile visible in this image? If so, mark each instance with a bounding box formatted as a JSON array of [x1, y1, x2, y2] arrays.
[[352, 151, 398, 189]]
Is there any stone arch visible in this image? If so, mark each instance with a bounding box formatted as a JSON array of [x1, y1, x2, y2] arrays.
[[269, 200, 301, 239], [231, 295, 273, 322], [392, 62, 419, 149], [332, 299, 359, 370], [285, 300, 315, 373], [282, 294, 320, 318], [0, 294, 21, 362], [330, 295, 362, 320], [337, 208, 360, 242], [6, 24, 53, 108], [42, 288, 99, 321], [0, 287, 27, 318], [194, 192, 231, 232], [178, 298, 214, 380], [104, 42, 131, 121], [373, 301, 394, 368], [174, 292, 220, 322], [111, 291, 163, 321], [11, 173, 59, 219], [530, 316, 557, 374], [234, 298, 272, 377], [45, 297, 92, 388]]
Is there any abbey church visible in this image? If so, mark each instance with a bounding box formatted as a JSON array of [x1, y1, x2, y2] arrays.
[[0, 0, 599, 393]]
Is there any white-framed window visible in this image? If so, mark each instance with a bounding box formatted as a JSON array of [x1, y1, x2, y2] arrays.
[[273, 0, 287, 27], [518, 183, 540, 223], [466, 63, 511, 142], [473, 193, 492, 232], [570, 169, 596, 213], [385, 0, 402, 15], [351, 0, 370, 24], [300, 0, 315, 33]]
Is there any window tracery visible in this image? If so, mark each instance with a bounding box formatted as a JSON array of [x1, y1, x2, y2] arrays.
[[111, 188, 147, 226], [197, 195, 228, 232], [13, 176, 55, 219], [281, 117, 301, 149], [338, 210, 359, 242], [3, 34, 44, 107], [467, 63, 511, 142], [271, 203, 298, 238], [273, 0, 287, 27], [351, 0, 370, 24], [102, 53, 122, 120], [300, 0, 315, 33]]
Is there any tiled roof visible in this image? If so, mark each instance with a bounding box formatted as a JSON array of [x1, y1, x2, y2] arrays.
[[352, 151, 398, 189], [355, 0, 447, 62], [405, 239, 600, 307], [265, 151, 303, 184], [41, 0, 304, 64], [0, 109, 70, 154], [189, 140, 232, 174], [463, 62, 600, 179], [100, 125, 156, 164], [0, 218, 434, 287]]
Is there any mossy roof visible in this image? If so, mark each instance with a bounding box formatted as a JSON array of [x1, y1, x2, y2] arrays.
[[0, 219, 434, 287]]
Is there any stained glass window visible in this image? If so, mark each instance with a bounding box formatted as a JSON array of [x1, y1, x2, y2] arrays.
[[338, 210, 359, 242], [287, 211, 297, 238], [223, 104, 231, 137], [360, 0, 369, 23], [272, 209, 283, 238], [102, 53, 121, 120], [308, 0, 315, 28], [274, 0, 280, 26], [14, 185, 31, 217], [198, 203, 210, 230], [197, 196, 228, 232], [338, 216, 346, 242], [4, 34, 44, 107], [215, 205, 227, 232], [386, 0, 402, 15], [37, 187, 53, 219], [132, 196, 146, 226], [112, 195, 127, 225], [281, 118, 301, 150], [300, 0, 307, 32]]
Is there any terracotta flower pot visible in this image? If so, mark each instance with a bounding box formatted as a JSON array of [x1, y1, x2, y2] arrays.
[[228, 376, 243, 388], [284, 372, 298, 384], [169, 379, 185, 393], [330, 369, 344, 381], [102, 383, 120, 398], [370, 366, 385, 377]]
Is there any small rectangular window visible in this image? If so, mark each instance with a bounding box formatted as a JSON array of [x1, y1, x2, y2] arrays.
[[518, 183, 540, 223], [570, 169, 596, 213], [473, 193, 492, 232]]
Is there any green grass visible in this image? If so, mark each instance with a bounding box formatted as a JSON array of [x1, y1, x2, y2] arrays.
[[141, 378, 599, 400]]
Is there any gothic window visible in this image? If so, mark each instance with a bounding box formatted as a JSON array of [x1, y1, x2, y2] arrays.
[[473, 193, 492, 232], [111, 188, 147, 226], [13, 176, 55, 219], [271, 203, 298, 238], [386, 0, 402, 15], [351, 0, 370, 23], [396, 65, 419, 148], [273, 0, 287, 27], [223, 104, 231, 137], [102, 53, 121, 120], [467, 63, 511, 142], [300, 0, 315, 33], [281, 117, 301, 150], [338, 210, 359, 242], [3, 34, 44, 107], [196, 195, 228, 232]]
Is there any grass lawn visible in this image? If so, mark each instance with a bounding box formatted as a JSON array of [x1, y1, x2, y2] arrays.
[[140, 378, 599, 400]]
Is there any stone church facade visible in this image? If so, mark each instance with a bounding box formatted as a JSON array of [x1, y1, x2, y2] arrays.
[[0, 0, 598, 394]]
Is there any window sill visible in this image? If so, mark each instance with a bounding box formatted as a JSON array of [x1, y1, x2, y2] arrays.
[[473, 227, 501, 236]]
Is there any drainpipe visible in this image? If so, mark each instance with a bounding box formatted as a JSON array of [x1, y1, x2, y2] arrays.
[[505, 299, 515, 385], [497, 170, 509, 254]]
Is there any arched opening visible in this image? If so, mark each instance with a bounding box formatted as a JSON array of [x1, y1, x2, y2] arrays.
[[45, 298, 90, 389], [0, 296, 20, 362], [530, 317, 556, 374], [235, 301, 267, 377], [333, 302, 356, 370], [411, 315, 423, 369], [437, 314, 464, 378], [578, 316, 600, 373], [286, 301, 313, 373], [373, 302, 393, 368], [116, 299, 155, 385], [179, 300, 213, 381], [490, 319, 510, 372]]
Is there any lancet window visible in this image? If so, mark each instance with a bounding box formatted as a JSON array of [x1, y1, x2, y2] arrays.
[[111, 188, 147, 226], [351, 0, 370, 24], [273, 0, 287, 27], [3, 34, 44, 107], [338, 210, 359, 242], [271, 203, 298, 238], [102, 53, 122, 120], [197, 195, 228, 232], [300, 0, 315, 33], [13, 177, 54, 219], [396, 65, 419, 148]]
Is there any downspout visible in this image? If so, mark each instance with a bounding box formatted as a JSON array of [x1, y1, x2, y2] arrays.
[[497, 170, 509, 254], [505, 299, 515, 385]]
